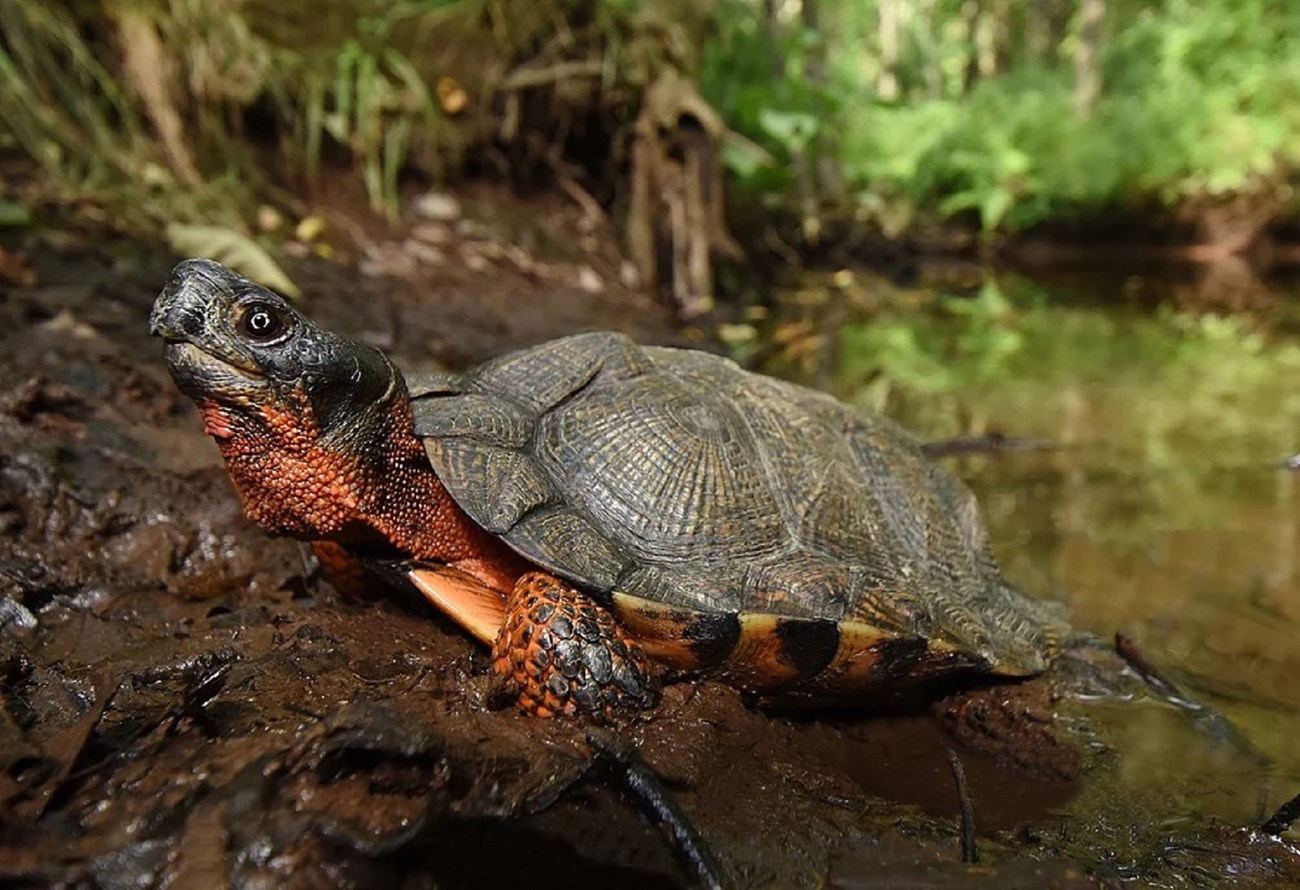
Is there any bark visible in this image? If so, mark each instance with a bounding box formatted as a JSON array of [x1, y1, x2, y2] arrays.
[[1025, 0, 1054, 62], [878, 0, 900, 101], [974, 0, 999, 79], [1072, 0, 1106, 119]]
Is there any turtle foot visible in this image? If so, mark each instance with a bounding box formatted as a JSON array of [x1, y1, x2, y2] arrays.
[[313, 541, 378, 599], [492, 572, 659, 720]]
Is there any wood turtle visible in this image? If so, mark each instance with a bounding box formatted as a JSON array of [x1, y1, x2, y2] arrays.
[[150, 258, 1067, 719]]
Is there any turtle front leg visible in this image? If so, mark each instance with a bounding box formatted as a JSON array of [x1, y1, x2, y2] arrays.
[[492, 572, 659, 719], [312, 541, 378, 598]]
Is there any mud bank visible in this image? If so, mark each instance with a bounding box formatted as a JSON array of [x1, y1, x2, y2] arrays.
[[0, 206, 1297, 887]]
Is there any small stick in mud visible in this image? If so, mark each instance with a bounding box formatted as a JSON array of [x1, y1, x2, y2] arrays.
[[945, 746, 979, 864], [1261, 791, 1300, 837], [586, 729, 728, 890]]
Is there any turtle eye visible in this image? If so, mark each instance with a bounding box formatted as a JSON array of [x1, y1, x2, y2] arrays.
[[237, 302, 288, 342]]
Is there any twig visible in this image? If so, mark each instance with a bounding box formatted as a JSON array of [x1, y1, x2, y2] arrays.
[[763, 227, 802, 269], [557, 174, 608, 226], [587, 729, 728, 890], [1110, 633, 1273, 772], [501, 60, 604, 91], [1114, 632, 1201, 711], [945, 746, 978, 864]]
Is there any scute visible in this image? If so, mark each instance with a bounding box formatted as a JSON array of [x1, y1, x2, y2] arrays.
[[416, 391, 532, 448], [411, 331, 1063, 690], [506, 505, 628, 592], [537, 372, 790, 563]]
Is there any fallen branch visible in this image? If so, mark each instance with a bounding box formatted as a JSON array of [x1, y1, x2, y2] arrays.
[[1114, 632, 1200, 710], [1112, 633, 1272, 770], [501, 59, 604, 91]]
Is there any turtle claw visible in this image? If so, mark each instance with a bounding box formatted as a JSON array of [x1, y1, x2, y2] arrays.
[[492, 572, 660, 720]]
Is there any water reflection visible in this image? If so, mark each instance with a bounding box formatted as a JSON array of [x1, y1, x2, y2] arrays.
[[763, 270, 1300, 798]]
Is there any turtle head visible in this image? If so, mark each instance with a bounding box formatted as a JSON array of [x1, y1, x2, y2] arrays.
[[150, 258, 416, 540], [150, 258, 399, 435]]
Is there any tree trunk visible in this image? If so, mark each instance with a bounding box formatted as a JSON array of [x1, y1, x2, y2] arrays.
[[878, 0, 900, 101], [921, 0, 943, 97], [1025, 0, 1053, 62], [974, 0, 1000, 80], [796, 0, 823, 243], [762, 0, 781, 77], [960, 0, 979, 92], [1072, 0, 1105, 118]]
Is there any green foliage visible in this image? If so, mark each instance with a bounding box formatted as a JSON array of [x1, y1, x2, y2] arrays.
[[700, 1, 833, 192], [0, 200, 32, 227], [839, 71, 1138, 230], [0, 0, 711, 230], [0, 3, 152, 184], [1106, 0, 1300, 200], [294, 31, 444, 219], [7, 0, 1299, 240], [701, 0, 1300, 232]]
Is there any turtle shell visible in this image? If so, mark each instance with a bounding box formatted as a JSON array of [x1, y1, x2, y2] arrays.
[[409, 333, 1063, 695]]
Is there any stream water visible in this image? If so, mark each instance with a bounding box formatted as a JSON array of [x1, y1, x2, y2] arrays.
[[761, 268, 1300, 841]]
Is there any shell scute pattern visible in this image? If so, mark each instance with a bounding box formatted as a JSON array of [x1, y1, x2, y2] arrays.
[[614, 562, 747, 615], [416, 391, 533, 448], [539, 372, 791, 564], [468, 331, 648, 415], [413, 332, 1059, 684], [422, 438, 529, 528], [506, 506, 628, 592], [740, 553, 856, 619]]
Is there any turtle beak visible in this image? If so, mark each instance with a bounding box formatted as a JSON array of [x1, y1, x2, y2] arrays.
[[151, 257, 400, 435], [150, 258, 270, 377], [149, 258, 244, 343], [151, 259, 273, 405]]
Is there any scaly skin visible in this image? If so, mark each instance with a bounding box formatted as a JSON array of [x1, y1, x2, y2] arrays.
[[493, 573, 657, 719], [200, 386, 525, 594], [151, 258, 656, 719]]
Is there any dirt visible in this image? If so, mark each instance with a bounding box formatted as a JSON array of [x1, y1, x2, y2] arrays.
[[1, 191, 1299, 888]]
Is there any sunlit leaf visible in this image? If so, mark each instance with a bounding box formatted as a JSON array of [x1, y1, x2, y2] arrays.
[[757, 109, 818, 153], [0, 199, 31, 226], [165, 224, 300, 299], [721, 140, 769, 179]]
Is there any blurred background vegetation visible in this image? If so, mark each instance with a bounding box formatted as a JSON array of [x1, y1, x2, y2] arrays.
[[706, 0, 1300, 238], [5, 0, 1299, 455]]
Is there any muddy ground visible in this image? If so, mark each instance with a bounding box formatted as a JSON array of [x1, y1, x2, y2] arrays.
[[1, 191, 1298, 888]]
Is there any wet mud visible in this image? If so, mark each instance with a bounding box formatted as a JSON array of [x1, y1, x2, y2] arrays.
[[1, 208, 1298, 888]]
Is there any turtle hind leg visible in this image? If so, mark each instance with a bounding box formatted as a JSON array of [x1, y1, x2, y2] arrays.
[[492, 572, 659, 720]]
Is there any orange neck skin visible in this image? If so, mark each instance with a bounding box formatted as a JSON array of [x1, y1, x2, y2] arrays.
[[200, 389, 527, 592]]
